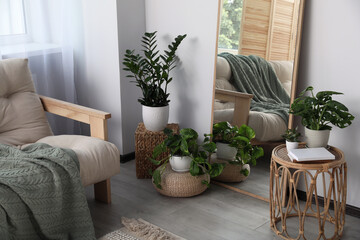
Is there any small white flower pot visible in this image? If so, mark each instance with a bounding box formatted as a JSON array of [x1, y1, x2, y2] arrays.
[[216, 142, 237, 160], [304, 128, 330, 148], [169, 155, 192, 172], [142, 105, 169, 132], [286, 141, 299, 152]]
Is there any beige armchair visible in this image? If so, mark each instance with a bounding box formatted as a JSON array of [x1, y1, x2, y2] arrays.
[[0, 58, 120, 203]]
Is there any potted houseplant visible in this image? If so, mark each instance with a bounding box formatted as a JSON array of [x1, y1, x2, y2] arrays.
[[282, 127, 301, 151], [149, 128, 225, 189], [123, 31, 187, 132], [290, 86, 355, 147], [209, 121, 264, 177]]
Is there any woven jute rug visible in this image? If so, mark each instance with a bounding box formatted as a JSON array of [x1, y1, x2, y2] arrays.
[[99, 217, 186, 240]]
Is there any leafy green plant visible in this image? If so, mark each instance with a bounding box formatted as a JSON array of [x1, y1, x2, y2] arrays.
[[281, 127, 301, 142], [290, 86, 355, 130], [123, 31, 187, 107], [208, 121, 264, 176], [149, 128, 225, 189]]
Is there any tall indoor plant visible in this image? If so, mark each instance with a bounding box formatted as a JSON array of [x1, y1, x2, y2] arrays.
[[149, 128, 225, 189], [290, 86, 355, 147], [123, 31, 187, 131]]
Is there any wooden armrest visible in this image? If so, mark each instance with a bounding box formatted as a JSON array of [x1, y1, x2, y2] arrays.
[[215, 89, 253, 100], [39, 95, 111, 140], [215, 89, 253, 126]]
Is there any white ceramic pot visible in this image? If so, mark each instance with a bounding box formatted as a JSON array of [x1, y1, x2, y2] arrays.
[[142, 105, 169, 132], [216, 142, 237, 160], [286, 141, 299, 152], [169, 155, 192, 172], [304, 127, 330, 148]]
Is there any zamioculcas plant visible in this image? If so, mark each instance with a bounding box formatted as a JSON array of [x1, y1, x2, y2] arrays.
[[123, 31, 187, 107]]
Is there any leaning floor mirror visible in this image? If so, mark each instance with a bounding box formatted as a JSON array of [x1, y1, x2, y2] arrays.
[[211, 0, 305, 201]]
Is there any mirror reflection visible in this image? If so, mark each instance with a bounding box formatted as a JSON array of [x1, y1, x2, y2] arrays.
[[212, 0, 303, 200]]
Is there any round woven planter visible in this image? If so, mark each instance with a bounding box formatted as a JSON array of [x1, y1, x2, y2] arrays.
[[152, 164, 209, 197], [211, 156, 250, 182]]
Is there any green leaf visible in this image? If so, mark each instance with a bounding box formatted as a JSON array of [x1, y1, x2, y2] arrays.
[[152, 169, 162, 189], [240, 168, 249, 177], [189, 161, 200, 176], [209, 163, 225, 178], [201, 180, 210, 188], [180, 128, 198, 140], [202, 142, 217, 153]]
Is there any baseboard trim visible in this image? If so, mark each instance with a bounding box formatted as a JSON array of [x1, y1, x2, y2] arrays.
[[297, 190, 360, 218], [120, 152, 135, 163]]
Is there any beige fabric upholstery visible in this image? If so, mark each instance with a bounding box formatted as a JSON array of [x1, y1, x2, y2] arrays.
[[0, 58, 53, 146], [36, 135, 120, 187], [214, 56, 292, 141], [268, 60, 293, 96]]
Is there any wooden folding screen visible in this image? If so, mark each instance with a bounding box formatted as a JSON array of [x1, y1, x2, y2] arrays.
[[238, 0, 300, 61]]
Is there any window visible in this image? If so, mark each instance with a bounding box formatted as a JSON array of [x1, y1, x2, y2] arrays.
[[218, 0, 243, 54], [0, 0, 29, 45]]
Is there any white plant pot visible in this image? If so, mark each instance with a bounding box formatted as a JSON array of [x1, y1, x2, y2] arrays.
[[169, 155, 192, 172], [304, 127, 330, 148], [142, 105, 169, 132], [216, 142, 237, 160], [286, 141, 299, 152]]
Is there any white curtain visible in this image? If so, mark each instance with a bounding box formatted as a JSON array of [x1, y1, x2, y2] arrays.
[[0, 0, 79, 135]]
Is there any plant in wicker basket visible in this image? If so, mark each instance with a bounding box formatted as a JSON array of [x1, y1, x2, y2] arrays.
[[149, 128, 225, 189], [208, 121, 264, 177]]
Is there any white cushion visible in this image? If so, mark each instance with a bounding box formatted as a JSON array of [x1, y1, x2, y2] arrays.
[[216, 56, 232, 81], [268, 60, 293, 96], [36, 135, 120, 186], [0, 58, 53, 146], [213, 109, 287, 142]]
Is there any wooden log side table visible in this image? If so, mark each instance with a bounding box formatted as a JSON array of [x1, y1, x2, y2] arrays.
[[135, 123, 179, 179], [270, 144, 347, 240]]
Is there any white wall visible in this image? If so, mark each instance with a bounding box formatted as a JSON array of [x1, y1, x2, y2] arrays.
[[117, 0, 146, 154], [145, 0, 219, 138], [71, 0, 123, 151], [297, 0, 360, 208]]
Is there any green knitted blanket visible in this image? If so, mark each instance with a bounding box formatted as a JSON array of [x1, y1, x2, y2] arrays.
[[219, 52, 290, 124], [0, 143, 96, 240]]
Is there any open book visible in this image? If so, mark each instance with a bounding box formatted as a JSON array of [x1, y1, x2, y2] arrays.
[[288, 147, 335, 163]]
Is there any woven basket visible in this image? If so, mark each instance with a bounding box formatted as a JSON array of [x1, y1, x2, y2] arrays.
[[211, 156, 249, 182], [153, 164, 209, 197], [135, 123, 179, 179]]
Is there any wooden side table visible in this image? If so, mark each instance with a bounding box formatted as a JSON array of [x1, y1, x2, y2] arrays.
[[135, 123, 179, 179], [270, 144, 347, 240]]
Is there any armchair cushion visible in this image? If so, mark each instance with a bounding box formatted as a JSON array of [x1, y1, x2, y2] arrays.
[[0, 59, 53, 146], [36, 135, 120, 187]]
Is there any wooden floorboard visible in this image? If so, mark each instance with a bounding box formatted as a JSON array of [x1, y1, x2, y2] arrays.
[[86, 160, 360, 239]]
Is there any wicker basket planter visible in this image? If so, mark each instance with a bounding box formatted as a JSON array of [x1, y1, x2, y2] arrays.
[[135, 123, 179, 179], [152, 164, 209, 197], [211, 156, 250, 182]]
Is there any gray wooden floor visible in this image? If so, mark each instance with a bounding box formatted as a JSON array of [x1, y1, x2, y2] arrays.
[[85, 160, 360, 240]]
